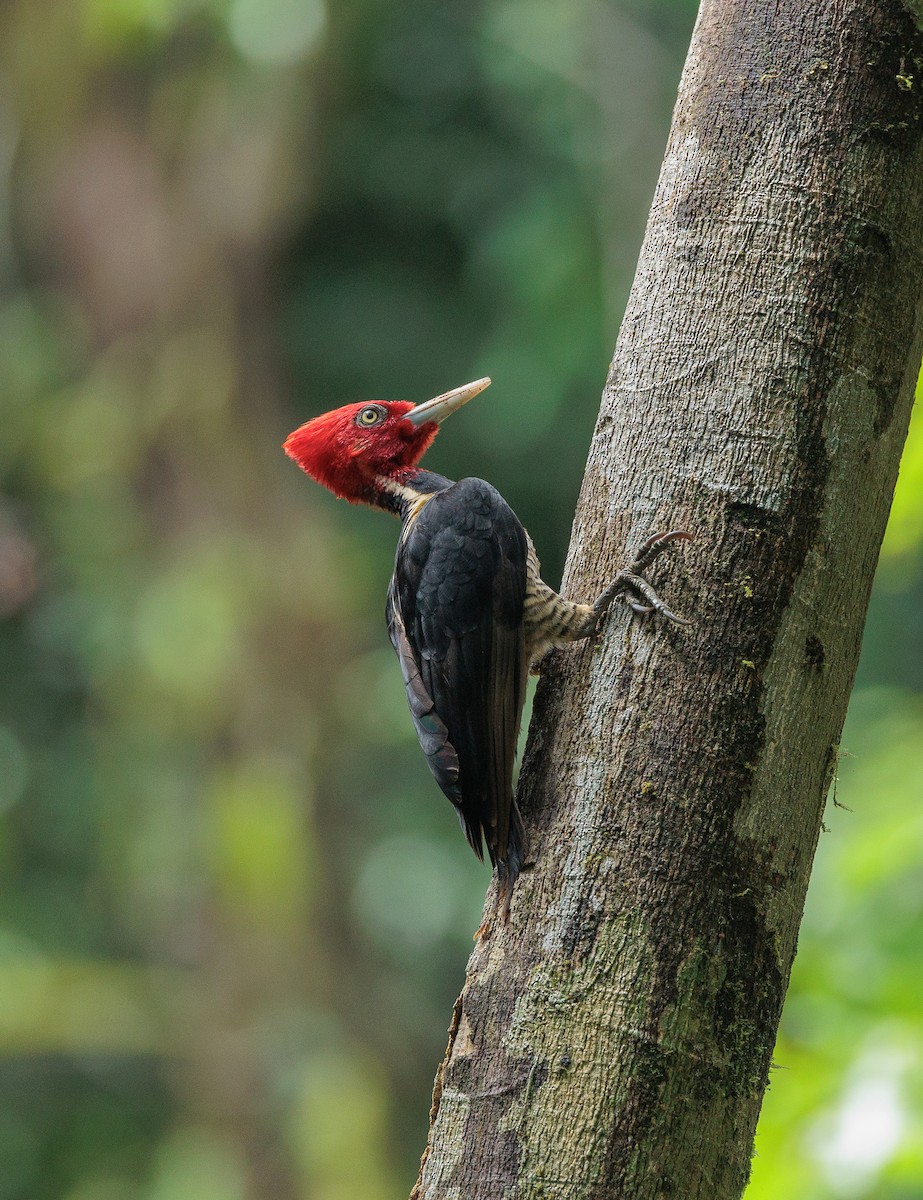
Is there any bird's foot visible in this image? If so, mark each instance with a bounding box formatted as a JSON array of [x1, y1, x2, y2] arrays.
[[593, 529, 693, 628]]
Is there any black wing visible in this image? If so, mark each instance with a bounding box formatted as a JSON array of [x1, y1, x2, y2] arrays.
[[386, 478, 529, 890]]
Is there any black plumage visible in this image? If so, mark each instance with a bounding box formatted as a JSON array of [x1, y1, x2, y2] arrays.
[[387, 476, 530, 904], [284, 381, 690, 923]]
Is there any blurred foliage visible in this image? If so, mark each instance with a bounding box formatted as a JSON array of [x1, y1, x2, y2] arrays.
[[0, 0, 919, 1197]]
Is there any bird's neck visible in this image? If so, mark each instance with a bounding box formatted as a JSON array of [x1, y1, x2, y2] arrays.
[[365, 467, 453, 519]]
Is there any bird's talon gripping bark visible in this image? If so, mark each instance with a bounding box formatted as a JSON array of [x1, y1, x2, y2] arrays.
[[628, 528, 694, 575], [595, 529, 693, 628]]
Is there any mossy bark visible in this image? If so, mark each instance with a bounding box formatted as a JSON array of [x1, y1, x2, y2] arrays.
[[413, 1, 923, 1196]]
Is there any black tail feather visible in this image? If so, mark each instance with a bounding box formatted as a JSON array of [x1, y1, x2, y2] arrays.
[[495, 801, 527, 921]]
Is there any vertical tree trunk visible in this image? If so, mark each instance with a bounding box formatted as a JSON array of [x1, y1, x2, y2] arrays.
[[412, 1, 923, 1197]]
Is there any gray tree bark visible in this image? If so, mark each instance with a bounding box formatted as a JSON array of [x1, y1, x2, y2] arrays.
[[412, 1, 923, 1197]]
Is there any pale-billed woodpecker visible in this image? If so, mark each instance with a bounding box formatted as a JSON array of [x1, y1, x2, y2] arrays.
[[284, 378, 690, 919]]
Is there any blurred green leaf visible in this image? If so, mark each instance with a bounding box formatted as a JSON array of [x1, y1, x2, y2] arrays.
[[207, 758, 313, 929]]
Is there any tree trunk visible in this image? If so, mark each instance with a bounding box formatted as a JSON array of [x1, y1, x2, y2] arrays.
[[412, 2, 923, 1197]]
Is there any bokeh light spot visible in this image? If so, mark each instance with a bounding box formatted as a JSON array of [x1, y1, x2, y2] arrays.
[[133, 567, 240, 710], [353, 834, 467, 949], [147, 1128, 247, 1200], [228, 0, 326, 64], [0, 726, 29, 813]]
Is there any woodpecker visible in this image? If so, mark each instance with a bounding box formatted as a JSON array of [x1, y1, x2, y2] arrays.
[[284, 378, 690, 919]]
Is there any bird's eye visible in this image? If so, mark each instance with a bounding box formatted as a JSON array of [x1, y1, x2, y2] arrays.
[[356, 405, 385, 427]]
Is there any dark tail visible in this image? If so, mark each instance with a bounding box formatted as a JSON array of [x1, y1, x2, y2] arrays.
[[496, 801, 528, 921]]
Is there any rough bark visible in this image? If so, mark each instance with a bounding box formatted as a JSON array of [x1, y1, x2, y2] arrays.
[[412, 2, 923, 1198]]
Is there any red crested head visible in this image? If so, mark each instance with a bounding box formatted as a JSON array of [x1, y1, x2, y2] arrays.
[[283, 400, 436, 503], [283, 378, 491, 506]]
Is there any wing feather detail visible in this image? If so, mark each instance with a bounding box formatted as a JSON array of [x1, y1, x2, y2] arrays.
[[387, 478, 529, 882], [386, 581, 464, 805]]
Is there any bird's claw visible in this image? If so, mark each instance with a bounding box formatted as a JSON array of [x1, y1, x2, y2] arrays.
[[593, 529, 693, 629], [629, 529, 694, 574]]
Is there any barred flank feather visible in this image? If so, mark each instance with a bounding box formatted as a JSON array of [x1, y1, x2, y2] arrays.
[[522, 537, 595, 664]]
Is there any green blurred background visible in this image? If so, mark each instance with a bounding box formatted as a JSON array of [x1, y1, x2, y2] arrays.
[[0, 1, 921, 1197]]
